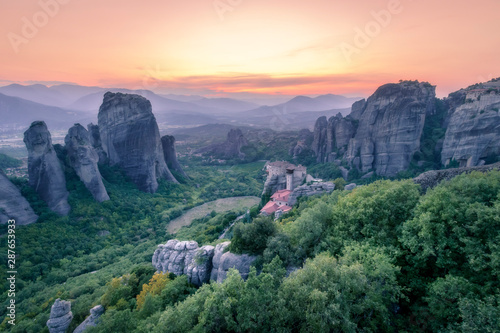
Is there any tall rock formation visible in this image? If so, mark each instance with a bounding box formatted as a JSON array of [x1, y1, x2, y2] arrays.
[[196, 128, 249, 159], [24, 121, 70, 216], [46, 299, 73, 333], [311, 116, 328, 162], [65, 124, 110, 202], [87, 123, 107, 164], [345, 81, 436, 176], [161, 135, 187, 177], [98, 92, 177, 193], [0, 170, 38, 225], [441, 81, 500, 167]]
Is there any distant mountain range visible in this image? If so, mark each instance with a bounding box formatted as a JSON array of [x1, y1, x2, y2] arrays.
[[0, 83, 362, 132]]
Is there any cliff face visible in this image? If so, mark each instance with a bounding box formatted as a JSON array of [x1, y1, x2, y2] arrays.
[[311, 81, 436, 176], [65, 124, 110, 202], [98, 92, 177, 193], [196, 128, 249, 159], [24, 121, 71, 216], [345, 81, 436, 176], [0, 170, 38, 225], [441, 82, 500, 167], [161, 135, 187, 177]]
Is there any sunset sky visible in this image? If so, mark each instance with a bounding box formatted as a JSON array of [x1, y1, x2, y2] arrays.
[[1, 0, 499, 98]]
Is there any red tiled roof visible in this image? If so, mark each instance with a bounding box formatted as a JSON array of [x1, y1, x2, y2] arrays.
[[271, 189, 291, 202], [280, 205, 292, 212], [261, 201, 279, 214]]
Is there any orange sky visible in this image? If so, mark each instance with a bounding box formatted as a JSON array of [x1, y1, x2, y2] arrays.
[[1, 0, 499, 98]]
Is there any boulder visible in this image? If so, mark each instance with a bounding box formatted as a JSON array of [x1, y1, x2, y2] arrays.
[[210, 242, 256, 283], [345, 183, 357, 191], [65, 124, 109, 202], [0, 170, 38, 225], [73, 305, 104, 333], [46, 299, 73, 333], [161, 135, 187, 177], [97, 92, 177, 193], [153, 240, 256, 285], [24, 121, 70, 216], [152, 240, 214, 286]]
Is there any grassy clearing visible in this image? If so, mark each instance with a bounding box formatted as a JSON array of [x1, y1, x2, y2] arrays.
[[167, 196, 260, 234]]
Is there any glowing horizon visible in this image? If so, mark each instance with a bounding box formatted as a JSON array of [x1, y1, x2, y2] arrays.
[[1, 0, 499, 98]]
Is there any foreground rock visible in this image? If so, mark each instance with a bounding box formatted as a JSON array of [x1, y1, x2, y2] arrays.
[[152, 240, 215, 286], [65, 124, 109, 202], [196, 128, 249, 159], [0, 170, 38, 225], [413, 162, 500, 191], [73, 305, 104, 333], [98, 92, 177, 193], [152, 240, 256, 285], [46, 299, 72, 333], [161, 135, 187, 177], [24, 121, 70, 216], [441, 81, 500, 167], [210, 242, 256, 283]]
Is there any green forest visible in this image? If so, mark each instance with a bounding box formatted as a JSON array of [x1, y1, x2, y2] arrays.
[[1, 151, 499, 332]]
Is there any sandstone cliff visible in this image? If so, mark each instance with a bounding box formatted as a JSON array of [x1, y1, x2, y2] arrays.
[[161, 135, 187, 178], [0, 169, 38, 225], [441, 81, 500, 167], [196, 128, 249, 159], [65, 124, 110, 202], [152, 240, 256, 285], [98, 92, 177, 193], [24, 121, 71, 216]]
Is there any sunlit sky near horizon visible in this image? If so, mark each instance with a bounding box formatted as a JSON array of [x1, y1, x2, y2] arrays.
[[1, 0, 499, 98]]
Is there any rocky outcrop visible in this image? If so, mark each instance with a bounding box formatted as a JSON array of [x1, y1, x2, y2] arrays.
[[65, 124, 109, 202], [210, 242, 256, 283], [345, 81, 436, 176], [196, 128, 249, 159], [152, 240, 214, 286], [73, 305, 104, 333], [287, 182, 335, 205], [413, 162, 500, 192], [46, 299, 73, 333], [24, 121, 70, 216], [262, 161, 307, 195], [152, 240, 256, 285], [289, 129, 312, 159], [161, 135, 187, 177], [87, 123, 107, 164], [98, 92, 177, 193], [441, 82, 500, 167], [0, 170, 38, 225], [344, 183, 357, 191]]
